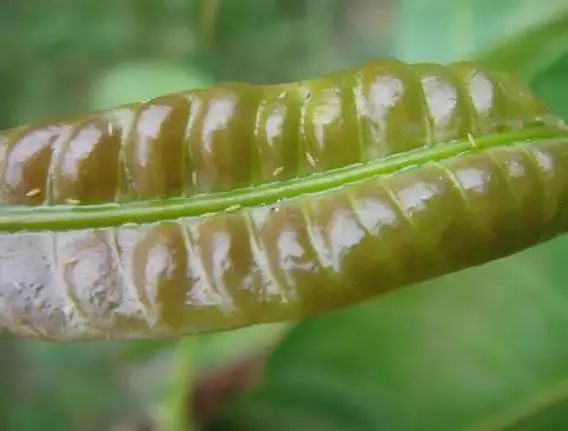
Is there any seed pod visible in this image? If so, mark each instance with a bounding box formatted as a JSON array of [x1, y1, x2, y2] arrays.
[[0, 59, 566, 340]]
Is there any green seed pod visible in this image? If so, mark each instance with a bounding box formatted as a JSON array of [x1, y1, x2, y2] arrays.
[[0, 59, 566, 340]]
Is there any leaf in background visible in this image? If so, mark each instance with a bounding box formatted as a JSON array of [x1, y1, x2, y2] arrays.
[[532, 56, 568, 122], [90, 61, 212, 110], [0, 337, 22, 430], [119, 324, 288, 430], [208, 237, 568, 431], [479, 14, 568, 81], [393, 0, 568, 63], [476, 13, 568, 123], [477, 13, 568, 124], [5, 340, 153, 431], [194, 324, 288, 373], [3, 325, 285, 431]]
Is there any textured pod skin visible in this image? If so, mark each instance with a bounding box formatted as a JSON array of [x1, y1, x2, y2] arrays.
[[0, 59, 567, 340], [0, 60, 556, 205]]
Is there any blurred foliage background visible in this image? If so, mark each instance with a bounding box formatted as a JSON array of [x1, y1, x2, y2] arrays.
[[1, 1, 568, 430]]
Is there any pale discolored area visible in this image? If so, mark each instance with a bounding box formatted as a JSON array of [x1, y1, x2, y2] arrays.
[[355, 60, 431, 158], [413, 63, 473, 142], [1, 138, 567, 339], [54, 229, 146, 336], [450, 62, 509, 133], [0, 60, 554, 205], [0, 232, 85, 338]]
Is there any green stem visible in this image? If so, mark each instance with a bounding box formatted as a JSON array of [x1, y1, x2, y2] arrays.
[[1, 127, 567, 232], [159, 338, 196, 431]]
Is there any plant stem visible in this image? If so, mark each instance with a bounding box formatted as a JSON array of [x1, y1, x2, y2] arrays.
[[200, 0, 219, 45], [159, 337, 196, 431]]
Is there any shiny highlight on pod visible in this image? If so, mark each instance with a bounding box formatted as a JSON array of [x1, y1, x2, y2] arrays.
[[0, 59, 567, 339]]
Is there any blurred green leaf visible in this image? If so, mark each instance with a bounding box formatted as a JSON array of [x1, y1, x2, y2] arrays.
[[532, 56, 568, 122], [393, 0, 568, 62], [90, 61, 213, 110], [121, 325, 287, 430], [0, 337, 22, 430], [476, 13, 568, 123], [195, 324, 288, 372], [209, 237, 568, 431], [116, 339, 176, 362], [506, 397, 568, 430], [4, 341, 150, 431], [479, 15, 568, 81]]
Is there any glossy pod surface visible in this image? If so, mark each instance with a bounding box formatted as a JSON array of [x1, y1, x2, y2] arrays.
[[0, 60, 556, 205], [0, 59, 567, 339]]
